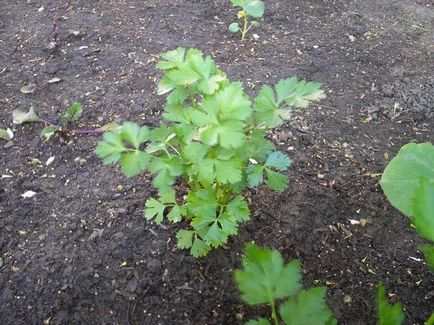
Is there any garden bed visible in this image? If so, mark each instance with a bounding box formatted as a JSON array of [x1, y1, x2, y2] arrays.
[[1, 0, 433, 324]]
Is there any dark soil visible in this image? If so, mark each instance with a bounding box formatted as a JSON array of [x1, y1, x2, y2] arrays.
[[1, 0, 433, 324]]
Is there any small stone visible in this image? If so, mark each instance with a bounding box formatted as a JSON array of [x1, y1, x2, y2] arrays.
[[4, 141, 13, 149]]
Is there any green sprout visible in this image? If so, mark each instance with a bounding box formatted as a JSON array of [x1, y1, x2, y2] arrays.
[[229, 0, 264, 41]]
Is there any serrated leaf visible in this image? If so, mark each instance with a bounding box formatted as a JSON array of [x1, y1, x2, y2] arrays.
[[176, 229, 193, 249], [235, 244, 302, 305], [156, 47, 186, 70], [0, 128, 13, 141], [247, 164, 265, 187], [41, 125, 61, 140], [219, 213, 239, 235], [377, 283, 405, 325], [190, 237, 210, 257], [63, 102, 83, 122], [184, 142, 208, 162], [226, 195, 250, 222], [119, 150, 150, 177], [425, 313, 434, 325], [12, 107, 41, 124], [188, 189, 218, 220], [167, 205, 183, 223], [95, 131, 125, 164], [229, 22, 240, 33], [121, 122, 149, 149], [203, 222, 228, 248], [279, 287, 336, 325], [265, 168, 289, 192], [214, 158, 242, 184], [200, 120, 246, 149], [145, 198, 166, 224], [380, 143, 434, 217], [265, 151, 292, 171]]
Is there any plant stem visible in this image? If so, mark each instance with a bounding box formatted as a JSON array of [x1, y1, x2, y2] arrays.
[[241, 15, 248, 41], [69, 128, 105, 135], [270, 298, 279, 325]]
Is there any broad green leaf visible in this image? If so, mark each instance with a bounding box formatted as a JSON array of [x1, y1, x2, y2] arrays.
[[247, 164, 264, 187], [229, 22, 240, 33], [377, 283, 405, 325], [235, 244, 302, 305], [214, 158, 242, 184], [421, 244, 434, 273], [41, 125, 61, 140], [184, 142, 208, 162], [247, 130, 275, 162], [380, 143, 434, 217], [63, 102, 82, 122], [226, 195, 250, 222], [145, 198, 166, 224], [0, 128, 13, 141], [279, 287, 336, 325], [287, 80, 326, 108], [265, 151, 292, 171], [200, 120, 245, 149], [119, 151, 150, 177], [265, 168, 289, 192], [167, 205, 183, 223], [246, 318, 271, 325], [176, 229, 193, 249], [190, 237, 210, 257], [12, 107, 41, 124], [219, 213, 239, 235], [412, 181, 434, 242], [243, 0, 265, 18]]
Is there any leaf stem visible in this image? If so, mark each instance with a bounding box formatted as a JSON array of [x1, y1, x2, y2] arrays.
[[241, 15, 249, 41], [270, 297, 279, 325]]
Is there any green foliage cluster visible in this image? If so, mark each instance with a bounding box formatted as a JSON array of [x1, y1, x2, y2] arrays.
[[235, 244, 336, 325], [229, 0, 264, 41], [377, 283, 405, 325], [95, 47, 325, 257], [380, 143, 434, 272]]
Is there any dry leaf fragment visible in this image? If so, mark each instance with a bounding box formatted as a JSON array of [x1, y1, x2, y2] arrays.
[[21, 190, 37, 198]]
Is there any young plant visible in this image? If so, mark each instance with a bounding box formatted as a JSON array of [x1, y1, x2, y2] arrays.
[[229, 0, 264, 41], [13, 102, 113, 141], [380, 143, 434, 272], [235, 244, 336, 325], [95, 47, 325, 257]]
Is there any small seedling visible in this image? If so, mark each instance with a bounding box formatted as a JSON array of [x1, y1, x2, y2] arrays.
[[0, 127, 14, 141], [95, 47, 325, 257], [235, 244, 336, 325], [13, 102, 115, 141], [380, 143, 434, 272], [229, 0, 264, 41]]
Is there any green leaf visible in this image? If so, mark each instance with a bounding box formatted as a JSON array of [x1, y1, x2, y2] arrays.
[[176, 229, 193, 249], [276, 77, 326, 108], [279, 287, 336, 325], [184, 142, 208, 162], [0, 128, 13, 141], [265, 151, 292, 171], [145, 198, 166, 224], [12, 107, 41, 124], [226, 195, 250, 222], [188, 189, 218, 220], [149, 156, 183, 191], [95, 131, 125, 164], [251, 20, 260, 28], [156, 47, 186, 70], [377, 283, 405, 325], [235, 244, 302, 305], [247, 164, 265, 187], [229, 22, 240, 33], [121, 122, 150, 149], [265, 168, 289, 192], [167, 205, 183, 223], [191, 237, 210, 257], [412, 181, 434, 242], [421, 244, 434, 273], [203, 222, 228, 248], [246, 318, 271, 325], [119, 150, 150, 177], [200, 120, 246, 149], [425, 313, 434, 325], [41, 125, 61, 140], [214, 158, 242, 184], [63, 102, 82, 122], [380, 143, 434, 217], [243, 0, 265, 18], [219, 213, 239, 235]]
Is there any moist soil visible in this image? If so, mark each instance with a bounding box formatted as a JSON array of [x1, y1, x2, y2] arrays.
[[1, 0, 434, 324]]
